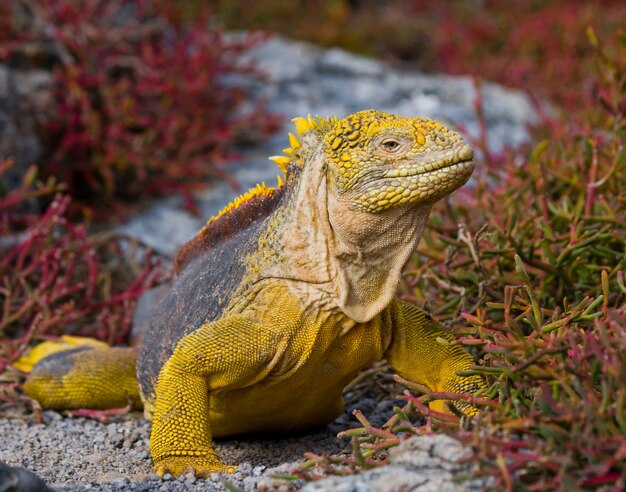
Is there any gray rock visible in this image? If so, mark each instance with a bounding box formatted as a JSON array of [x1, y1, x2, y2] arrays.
[[300, 435, 481, 492], [0, 460, 52, 492], [317, 47, 385, 77], [245, 35, 537, 144], [0, 66, 52, 190]]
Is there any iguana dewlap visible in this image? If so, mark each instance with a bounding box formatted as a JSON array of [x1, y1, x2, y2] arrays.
[[24, 110, 484, 477]]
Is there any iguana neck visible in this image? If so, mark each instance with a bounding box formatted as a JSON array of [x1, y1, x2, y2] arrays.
[[277, 150, 432, 323]]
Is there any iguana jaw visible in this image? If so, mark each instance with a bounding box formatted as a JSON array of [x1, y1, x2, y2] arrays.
[[351, 143, 474, 213], [381, 143, 474, 179]]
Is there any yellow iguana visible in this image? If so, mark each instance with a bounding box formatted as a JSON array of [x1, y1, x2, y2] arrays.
[[24, 110, 484, 477]]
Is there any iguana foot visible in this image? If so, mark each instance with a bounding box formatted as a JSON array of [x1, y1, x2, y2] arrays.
[[154, 456, 237, 478]]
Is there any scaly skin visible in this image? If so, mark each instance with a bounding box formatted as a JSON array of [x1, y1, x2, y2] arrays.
[[23, 110, 484, 477]]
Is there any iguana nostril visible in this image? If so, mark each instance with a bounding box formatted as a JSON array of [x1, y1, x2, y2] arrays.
[[434, 132, 450, 146]]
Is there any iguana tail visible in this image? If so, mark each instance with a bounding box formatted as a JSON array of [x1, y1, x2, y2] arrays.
[[22, 342, 141, 411]]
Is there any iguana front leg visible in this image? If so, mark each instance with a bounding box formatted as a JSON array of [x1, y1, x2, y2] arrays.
[[150, 313, 279, 477], [384, 301, 484, 415]]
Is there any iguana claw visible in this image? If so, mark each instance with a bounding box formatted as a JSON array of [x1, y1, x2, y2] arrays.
[[154, 456, 236, 478]]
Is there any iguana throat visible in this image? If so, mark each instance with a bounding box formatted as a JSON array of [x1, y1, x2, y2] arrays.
[[259, 149, 434, 322]]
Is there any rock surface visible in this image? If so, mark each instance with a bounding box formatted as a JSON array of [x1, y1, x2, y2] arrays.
[[300, 435, 482, 492], [1, 35, 538, 491], [0, 66, 52, 190], [0, 459, 52, 492]]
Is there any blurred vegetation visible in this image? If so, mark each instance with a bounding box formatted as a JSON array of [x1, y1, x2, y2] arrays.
[[0, 0, 279, 219], [399, 27, 626, 488], [0, 159, 163, 406], [209, 0, 626, 112]]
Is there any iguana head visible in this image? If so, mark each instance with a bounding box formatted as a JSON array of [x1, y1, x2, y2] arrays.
[[272, 109, 474, 222], [322, 110, 474, 213]]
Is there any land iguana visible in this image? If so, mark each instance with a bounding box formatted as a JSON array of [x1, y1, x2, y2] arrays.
[[23, 110, 484, 477]]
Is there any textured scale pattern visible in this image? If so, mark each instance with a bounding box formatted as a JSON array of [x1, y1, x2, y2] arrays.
[[24, 347, 140, 410], [174, 183, 284, 273], [22, 110, 484, 478]]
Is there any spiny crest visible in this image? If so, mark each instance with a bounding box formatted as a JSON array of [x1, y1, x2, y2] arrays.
[[178, 114, 343, 272], [174, 182, 284, 272], [206, 182, 278, 226], [292, 114, 339, 138], [268, 114, 339, 176]]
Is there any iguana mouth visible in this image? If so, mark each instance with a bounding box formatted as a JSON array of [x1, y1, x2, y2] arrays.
[[382, 143, 474, 178], [352, 142, 475, 212]]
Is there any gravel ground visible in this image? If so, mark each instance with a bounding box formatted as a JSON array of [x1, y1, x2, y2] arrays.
[[1, 408, 351, 491], [1, 401, 480, 492], [0, 371, 413, 491], [0, 371, 480, 491]]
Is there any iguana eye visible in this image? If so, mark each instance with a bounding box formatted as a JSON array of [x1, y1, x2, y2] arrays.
[[381, 139, 401, 152]]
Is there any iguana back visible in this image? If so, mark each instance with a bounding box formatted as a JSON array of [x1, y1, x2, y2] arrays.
[[139, 183, 289, 403]]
